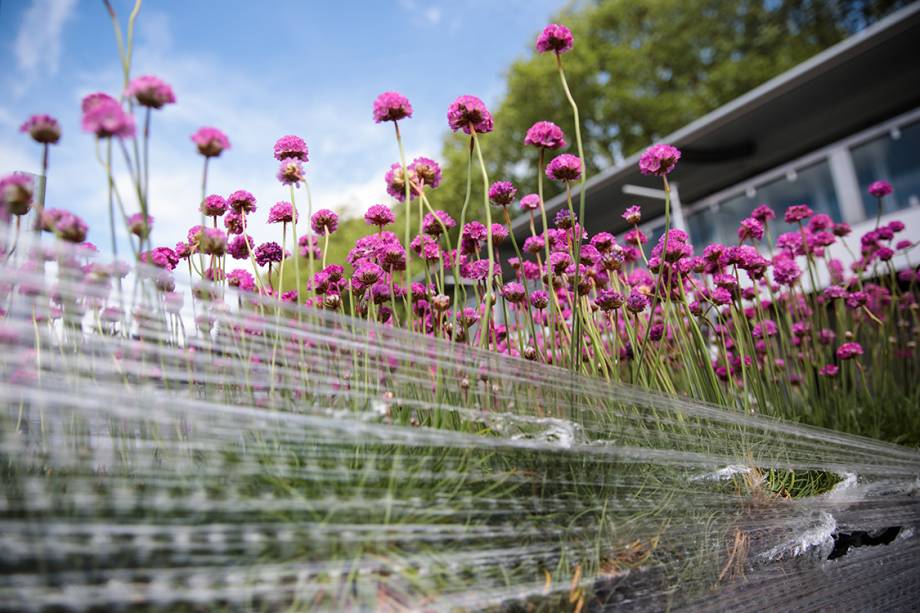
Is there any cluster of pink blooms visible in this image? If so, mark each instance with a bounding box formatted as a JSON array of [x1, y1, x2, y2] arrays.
[[4, 21, 917, 396]]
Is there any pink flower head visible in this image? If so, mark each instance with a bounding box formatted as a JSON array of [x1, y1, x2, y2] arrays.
[[536, 24, 574, 54], [127, 212, 154, 238], [254, 241, 283, 266], [596, 289, 624, 312], [373, 91, 413, 123], [228, 234, 254, 259], [409, 156, 442, 189], [501, 281, 526, 304], [784, 204, 814, 224], [836, 342, 863, 360], [227, 269, 256, 291], [546, 153, 582, 182], [81, 93, 117, 113], [868, 180, 893, 198], [365, 204, 396, 228], [447, 95, 493, 134], [639, 144, 680, 177], [772, 254, 802, 286], [311, 209, 338, 234], [488, 181, 516, 206], [625, 290, 650, 314], [224, 210, 244, 234], [524, 121, 566, 149], [20, 114, 61, 144], [385, 162, 408, 201], [623, 205, 641, 225], [125, 75, 176, 109], [227, 190, 257, 214], [422, 210, 456, 236], [273, 135, 308, 162], [738, 217, 764, 242], [267, 201, 296, 224], [199, 227, 227, 256], [81, 100, 135, 138], [751, 204, 775, 222], [191, 127, 230, 157], [819, 364, 839, 378], [0, 173, 34, 216], [200, 194, 228, 217], [491, 223, 509, 245], [519, 193, 541, 211], [140, 246, 178, 270], [277, 158, 305, 186], [44, 209, 88, 243]]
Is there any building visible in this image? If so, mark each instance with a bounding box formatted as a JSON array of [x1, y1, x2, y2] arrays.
[[508, 2, 920, 286]]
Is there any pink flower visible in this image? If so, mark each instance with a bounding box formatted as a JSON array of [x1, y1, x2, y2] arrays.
[[43, 209, 87, 243], [422, 210, 456, 236], [545, 153, 582, 182], [191, 127, 230, 157], [519, 194, 541, 211], [311, 209, 338, 234], [622, 205, 641, 225], [738, 217, 764, 242], [488, 181, 516, 206], [524, 121, 566, 149], [408, 157, 442, 189], [625, 290, 649, 314], [82, 100, 135, 138], [228, 234, 254, 259], [224, 210, 244, 234], [254, 241, 283, 266], [373, 91, 413, 123], [868, 180, 893, 198], [836, 342, 863, 360], [0, 173, 34, 216], [596, 289, 624, 311], [819, 364, 839, 378], [127, 212, 154, 238], [227, 190, 257, 214], [227, 269, 256, 291], [20, 114, 61, 144], [501, 281, 526, 304], [784, 204, 814, 224], [447, 95, 493, 134], [277, 159, 305, 186], [272, 135, 308, 163], [199, 227, 227, 256], [267, 201, 296, 224], [364, 204, 395, 228], [536, 24, 574, 54], [200, 194, 228, 217], [125, 75, 176, 109], [638, 144, 680, 176], [751, 204, 775, 222], [81, 93, 117, 113]]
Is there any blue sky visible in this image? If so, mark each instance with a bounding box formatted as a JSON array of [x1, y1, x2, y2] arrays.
[[0, 0, 567, 250]]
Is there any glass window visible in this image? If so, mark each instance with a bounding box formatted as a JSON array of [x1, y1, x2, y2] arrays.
[[685, 159, 841, 250], [851, 120, 920, 217]]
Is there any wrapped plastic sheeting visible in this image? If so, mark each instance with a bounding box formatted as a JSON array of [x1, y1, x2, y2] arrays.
[[0, 237, 918, 611]]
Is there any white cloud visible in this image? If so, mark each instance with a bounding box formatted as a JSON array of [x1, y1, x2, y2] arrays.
[[12, 0, 77, 94], [424, 7, 442, 25]]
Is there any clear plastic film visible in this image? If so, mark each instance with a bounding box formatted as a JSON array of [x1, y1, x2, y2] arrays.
[[1, 233, 918, 611]]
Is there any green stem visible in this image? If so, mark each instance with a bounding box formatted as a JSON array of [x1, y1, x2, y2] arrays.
[[470, 128, 495, 349]]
